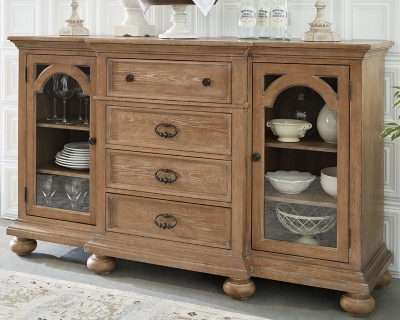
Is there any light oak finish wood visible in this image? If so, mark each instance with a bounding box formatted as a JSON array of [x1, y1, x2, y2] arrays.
[[376, 270, 393, 289], [108, 59, 231, 103], [87, 254, 116, 275], [106, 193, 231, 248], [9, 237, 37, 256], [222, 278, 256, 300], [106, 150, 231, 201], [340, 293, 375, 317], [106, 106, 232, 155], [6, 36, 394, 317]]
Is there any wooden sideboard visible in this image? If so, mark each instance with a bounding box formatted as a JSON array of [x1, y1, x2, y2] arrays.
[[6, 36, 394, 316]]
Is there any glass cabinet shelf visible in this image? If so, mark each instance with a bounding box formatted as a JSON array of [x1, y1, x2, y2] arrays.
[[37, 119, 90, 131], [265, 135, 337, 153], [265, 179, 337, 208], [37, 161, 89, 178]]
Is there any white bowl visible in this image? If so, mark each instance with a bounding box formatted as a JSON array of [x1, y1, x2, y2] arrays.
[[266, 119, 312, 143], [266, 171, 316, 194], [320, 178, 337, 197], [321, 167, 337, 179], [275, 203, 337, 245]]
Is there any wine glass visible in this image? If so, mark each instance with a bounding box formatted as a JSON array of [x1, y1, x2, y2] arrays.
[[79, 179, 90, 211], [76, 96, 83, 123], [44, 76, 62, 121], [76, 81, 90, 127], [41, 176, 56, 205], [65, 177, 83, 210], [54, 74, 75, 125]]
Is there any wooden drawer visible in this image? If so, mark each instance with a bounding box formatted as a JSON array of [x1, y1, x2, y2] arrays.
[[106, 193, 231, 249], [107, 106, 231, 155], [107, 150, 231, 202], [107, 59, 231, 103]]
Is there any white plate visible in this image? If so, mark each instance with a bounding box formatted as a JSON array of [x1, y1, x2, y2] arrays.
[[58, 151, 89, 160], [62, 148, 90, 155], [64, 142, 90, 151], [61, 149, 90, 159], [56, 157, 90, 165], [55, 157, 90, 165], [55, 159, 89, 170]]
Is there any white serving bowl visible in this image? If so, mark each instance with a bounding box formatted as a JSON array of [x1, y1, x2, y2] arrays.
[[321, 167, 337, 180], [320, 178, 337, 197], [266, 119, 312, 143], [275, 203, 337, 245], [266, 171, 316, 194]]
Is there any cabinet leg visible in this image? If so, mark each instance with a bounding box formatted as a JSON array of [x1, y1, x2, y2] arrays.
[[87, 254, 116, 275], [375, 270, 392, 289], [9, 237, 37, 256], [340, 292, 375, 317], [223, 277, 256, 300]]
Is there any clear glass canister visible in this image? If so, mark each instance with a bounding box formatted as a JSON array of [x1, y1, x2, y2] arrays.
[[238, 0, 259, 39], [269, 0, 291, 40], [258, 0, 270, 38]]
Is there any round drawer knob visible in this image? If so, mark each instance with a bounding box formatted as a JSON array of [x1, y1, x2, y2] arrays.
[[125, 74, 134, 82], [202, 78, 211, 86], [88, 137, 96, 145], [252, 153, 261, 162]]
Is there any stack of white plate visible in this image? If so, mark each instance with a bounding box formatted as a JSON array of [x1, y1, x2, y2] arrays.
[[55, 142, 90, 170]]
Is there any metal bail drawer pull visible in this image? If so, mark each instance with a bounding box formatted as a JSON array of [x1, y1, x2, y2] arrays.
[[155, 123, 178, 138], [154, 213, 178, 229], [155, 169, 178, 183]]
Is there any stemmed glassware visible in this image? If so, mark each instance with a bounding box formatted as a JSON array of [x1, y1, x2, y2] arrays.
[[76, 94, 83, 123], [41, 176, 56, 205], [65, 177, 83, 210], [76, 81, 90, 127], [45, 76, 62, 121], [54, 74, 75, 125]]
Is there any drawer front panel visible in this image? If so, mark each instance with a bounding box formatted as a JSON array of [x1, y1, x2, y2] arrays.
[[108, 59, 231, 103], [107, 151, 231, 202], [107, 106, 232, 155], [106, 194, 231, 249]]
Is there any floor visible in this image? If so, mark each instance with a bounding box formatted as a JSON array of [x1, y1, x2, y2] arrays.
[[1, 218, 399, 320]]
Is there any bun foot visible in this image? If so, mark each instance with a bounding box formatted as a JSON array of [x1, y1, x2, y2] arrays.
[[340, 293, 375, 317], [223, 277, 256, 300], [375, 270, 392, 289], [87, 254, 116, 275], [10, 237, 37, 256]]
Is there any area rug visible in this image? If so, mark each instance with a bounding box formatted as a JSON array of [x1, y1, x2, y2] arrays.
[[0, 269, 267, 320]]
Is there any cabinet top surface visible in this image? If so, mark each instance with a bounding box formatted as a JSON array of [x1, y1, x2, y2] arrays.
[[8, 36, 393, 60], [7, 35, 393, 50]]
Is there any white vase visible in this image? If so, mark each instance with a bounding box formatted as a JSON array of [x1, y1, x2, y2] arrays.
[[115, 0, 155, 37], [317, 104, 337, 144]]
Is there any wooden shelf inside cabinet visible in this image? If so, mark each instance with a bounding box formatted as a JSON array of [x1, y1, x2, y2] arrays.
[[37, 119, 90, 131], [265, 135, 337, 153], [37, 161, 89, 178], [265, 179, 337, 208]]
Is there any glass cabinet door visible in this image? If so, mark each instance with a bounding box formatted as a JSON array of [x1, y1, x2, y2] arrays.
[[25, 54, 96, 225], [252, 63, 350, 262]]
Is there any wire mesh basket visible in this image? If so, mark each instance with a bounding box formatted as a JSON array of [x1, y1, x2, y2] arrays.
[[276, 203, 337, 245]]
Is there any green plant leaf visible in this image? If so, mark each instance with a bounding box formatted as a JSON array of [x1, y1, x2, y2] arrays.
[[392, 130, 400, 140], [386, 122, 399, 125], [381, 127, 400, 139]]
